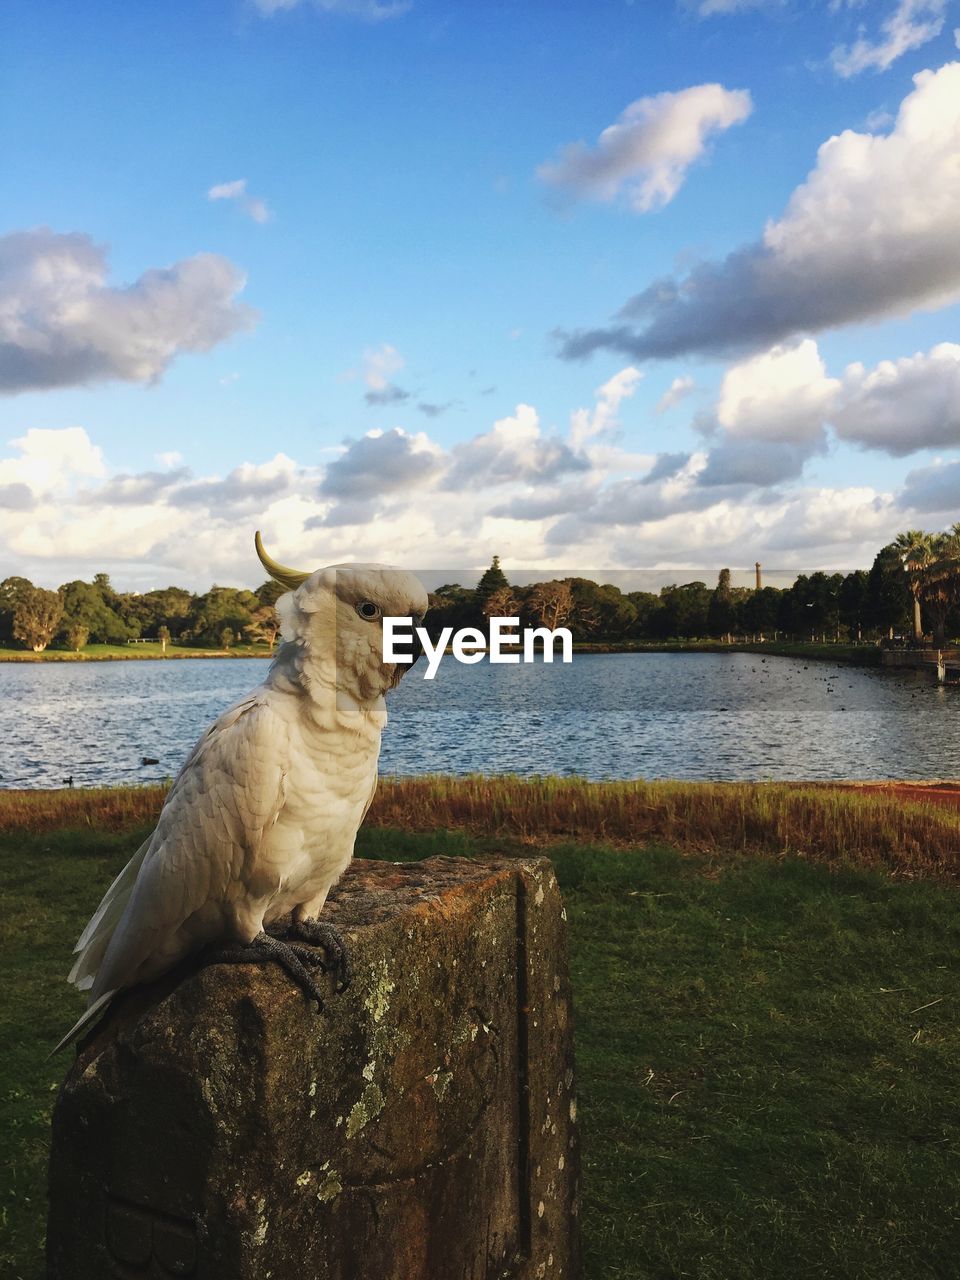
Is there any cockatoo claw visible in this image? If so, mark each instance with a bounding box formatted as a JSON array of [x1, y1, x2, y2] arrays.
[[204, 931, 329, 1011], [291, 919, 353, 994]]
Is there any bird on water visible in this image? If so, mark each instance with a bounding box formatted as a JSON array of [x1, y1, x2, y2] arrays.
[[53, 532, 428, 1054]]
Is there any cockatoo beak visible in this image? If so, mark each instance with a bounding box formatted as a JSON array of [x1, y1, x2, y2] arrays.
[[389, 627, 423, 688]]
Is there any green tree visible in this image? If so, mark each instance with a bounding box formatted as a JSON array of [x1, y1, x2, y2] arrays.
[[58, 580, 138, 644], [652, 582, 711, 639], [528, 580, 574, 630], [838, 571, 869, 641], [187, 587, 260, 648], [65, 623, 89, 652], [424, 584, 476, 642], [894, 529, 937, 640], [244, 606, 282, 652], [866, 545, 911, 639], [13, 586, 63, 652], [475, 556, 509, 605], [707, 568, 736, 641], [0, 576, 35, 645], [741, 586, 782, 640], [255, 579, 287, 609], [138, 587, 194, 639]]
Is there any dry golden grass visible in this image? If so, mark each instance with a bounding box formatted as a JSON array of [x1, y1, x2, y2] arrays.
[[1, 776, 958, 880]]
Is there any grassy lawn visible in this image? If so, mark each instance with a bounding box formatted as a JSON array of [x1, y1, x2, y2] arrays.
[[2, 789, 960, 1277], [0, 642, 272, 662]]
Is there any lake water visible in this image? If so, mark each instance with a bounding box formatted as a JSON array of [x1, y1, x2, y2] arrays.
[[0, 652, 957, 789]]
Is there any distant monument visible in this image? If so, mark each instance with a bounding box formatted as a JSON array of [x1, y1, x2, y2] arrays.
[[755, 561, 762, 591]]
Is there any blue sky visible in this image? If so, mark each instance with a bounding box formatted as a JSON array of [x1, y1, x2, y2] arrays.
[[2, 0, 960, 589]]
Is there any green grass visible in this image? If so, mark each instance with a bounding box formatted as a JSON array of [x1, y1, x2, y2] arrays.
[[6, 776, 960, 881], [3, 815, 960, 1277], [0, 642, 272, 662]]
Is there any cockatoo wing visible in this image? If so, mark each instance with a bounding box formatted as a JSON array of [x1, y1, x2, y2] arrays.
[[56, 694, 290, 1053]]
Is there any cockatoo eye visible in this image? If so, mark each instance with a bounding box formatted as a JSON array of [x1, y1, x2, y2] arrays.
[[356, 600, 380, 621]]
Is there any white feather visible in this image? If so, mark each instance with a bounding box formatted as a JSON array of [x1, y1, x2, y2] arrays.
[[54, 562, 428, 1053]]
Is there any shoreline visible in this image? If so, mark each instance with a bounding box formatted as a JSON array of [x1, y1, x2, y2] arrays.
[[0, 640, 883, 665]]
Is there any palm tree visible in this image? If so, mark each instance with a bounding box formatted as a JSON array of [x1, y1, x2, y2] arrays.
[[920, 526, 960, 646], [894, 530, 937, 641]]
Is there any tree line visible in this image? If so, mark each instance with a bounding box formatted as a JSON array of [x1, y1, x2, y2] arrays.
[[0, 574, 284, 653], [0, 528, 953, 654], [425, 541, 928, 646]]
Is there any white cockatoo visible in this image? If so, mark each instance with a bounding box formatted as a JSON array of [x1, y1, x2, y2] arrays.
[[53, 533, 428, 1054]]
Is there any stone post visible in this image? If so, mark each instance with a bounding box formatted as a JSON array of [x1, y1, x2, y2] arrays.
[[47, 855, 581, 1280]]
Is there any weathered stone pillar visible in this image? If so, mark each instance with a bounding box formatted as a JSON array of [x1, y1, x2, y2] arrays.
[[47, 855, 581, 1280]]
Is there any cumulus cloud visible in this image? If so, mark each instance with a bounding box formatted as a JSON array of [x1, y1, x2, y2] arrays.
[[656, 375, 695, 413], [3, 352, 952, 589], [320, 428, 444, 501], [446, 405, 590, 489], [0, 483, 34, 512], [0, 229, 255, 394], [537, 84, 752, 212], [171, 457, 296, 511], [558, 63, 960, 363], [207, 178, 272, 224], [0, 427, 104, 494], [831, 0, 946, 77], [697, 438, 818, 486], [707, 337, 960, 457], [899, 458, 960, 511], [833, 343, 960, 454], [78, 468, 192, 507], [714, 340, 839, 443]]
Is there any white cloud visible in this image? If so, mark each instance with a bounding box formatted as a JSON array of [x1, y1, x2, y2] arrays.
[[569, 367, 642, 448], [656, 375, 695, 414], [320, 428, 445, 502], [691, 0, 782, 14], [361, 343, 410, 405], [5, 351, 957, 589], [831, 0, 946, 77], [252, 0, 410, 18], [863, 106, 895, 130], [715, 340, 839, 443], [0, 229, 255, 394], [834, 342, 960, 454], [899, 457, 960, 511], [0, 427, 105, 495], [560, 62, 960, 362], [447, 405, 590, 489], [537, 84, 752, 212], [207, 178, 272, 224]]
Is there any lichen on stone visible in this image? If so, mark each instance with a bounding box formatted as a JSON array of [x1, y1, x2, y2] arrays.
[[316, 1170, 343, 1202], [346, 1081, 385, 1138]]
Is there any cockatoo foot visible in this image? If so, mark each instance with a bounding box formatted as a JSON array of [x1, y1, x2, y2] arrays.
[[290, 919, 353, 993], [204, 931, 330, 1011]]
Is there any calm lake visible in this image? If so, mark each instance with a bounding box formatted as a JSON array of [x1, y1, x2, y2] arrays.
[[0, 652, 956, 789]]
